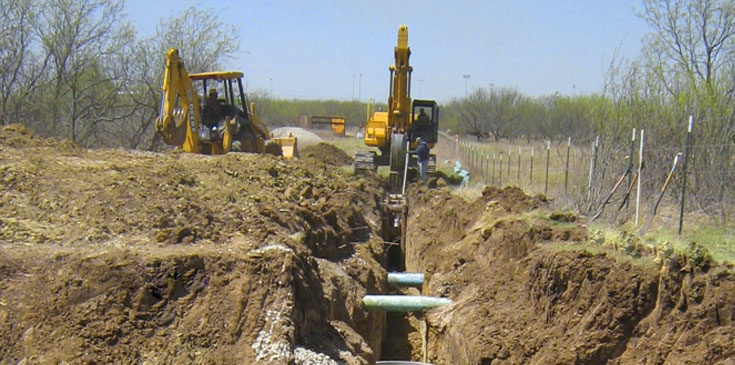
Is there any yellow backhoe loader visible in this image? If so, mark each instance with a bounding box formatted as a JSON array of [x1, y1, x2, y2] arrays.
[[155, 48, 296, 157]]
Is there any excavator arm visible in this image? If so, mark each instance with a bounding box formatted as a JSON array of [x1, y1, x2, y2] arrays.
[[155, 48, 201, 152], [389, 25, 412, 133]]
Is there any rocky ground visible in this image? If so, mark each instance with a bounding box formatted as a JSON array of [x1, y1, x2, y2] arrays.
[[1, 124, 734, 364]]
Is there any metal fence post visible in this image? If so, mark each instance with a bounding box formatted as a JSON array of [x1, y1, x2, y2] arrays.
[[635, 129, 645, 226], [565, 137, 571, 197], [588, 136, 599, 207], [545, 140, 551, 196], [628, 128, 636, 209], [499, 152, 503, 186], [507, 149, 511, 181], [530, 147, 534, 184], [679, 116, 693, 235], [517, 147, 521, 181], [492, 152, 496, 186]]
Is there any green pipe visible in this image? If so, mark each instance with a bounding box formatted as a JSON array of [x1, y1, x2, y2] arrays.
[[363, 295, 451, 312], [387, 273, 424, 287]]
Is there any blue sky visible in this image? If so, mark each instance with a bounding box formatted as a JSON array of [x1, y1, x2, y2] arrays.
[[125, 0, 650, 103]]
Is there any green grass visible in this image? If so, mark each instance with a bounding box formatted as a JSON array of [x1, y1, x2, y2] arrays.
[[327, 135, 376, 159], [456, 137, 590, 198], [641, 225, 735, 264], [546, 241, 658, 268]]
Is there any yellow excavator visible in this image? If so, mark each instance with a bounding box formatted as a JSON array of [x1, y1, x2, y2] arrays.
[[355, 25, 439, 192], [155, 48, 296, 157], [355, 25, 439, 271]]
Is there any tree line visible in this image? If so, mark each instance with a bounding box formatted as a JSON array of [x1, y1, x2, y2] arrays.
[[441, 0, 735, 224]]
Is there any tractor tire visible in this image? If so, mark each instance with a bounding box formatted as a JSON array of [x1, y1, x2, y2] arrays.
[[231, 123, 258, 153]]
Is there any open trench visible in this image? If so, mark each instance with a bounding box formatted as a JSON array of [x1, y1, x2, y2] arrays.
[[377, 183, 735, 364]]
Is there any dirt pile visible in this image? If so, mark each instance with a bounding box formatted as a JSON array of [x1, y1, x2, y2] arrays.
[[301, 143, 354, 166], [0, 125, 388, 364], [404, 184, 735, 364]]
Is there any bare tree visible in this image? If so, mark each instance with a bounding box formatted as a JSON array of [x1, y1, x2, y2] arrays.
[[461, 88, 491, 140], [459, 87, 522, 141], [30, 0, 134, 145], [0, 0, 46, 126], [640, 0, 735, 87], [116, 6, 240, 150], [634, 0, 735, 223]]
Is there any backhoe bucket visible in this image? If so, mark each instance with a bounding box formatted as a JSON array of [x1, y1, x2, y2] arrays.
[[271, 135, 298, 158]]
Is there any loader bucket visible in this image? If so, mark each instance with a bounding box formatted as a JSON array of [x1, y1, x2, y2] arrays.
[[271, 134, 298, 159]]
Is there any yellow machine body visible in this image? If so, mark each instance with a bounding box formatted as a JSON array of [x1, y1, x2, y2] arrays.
[[355, 25, 440, 189]]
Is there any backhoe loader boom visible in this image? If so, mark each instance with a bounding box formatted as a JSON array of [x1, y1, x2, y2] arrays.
[[156, 48, 201, 152]]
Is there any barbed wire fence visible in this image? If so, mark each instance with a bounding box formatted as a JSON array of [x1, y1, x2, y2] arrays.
[[439, 116, 735, 232]]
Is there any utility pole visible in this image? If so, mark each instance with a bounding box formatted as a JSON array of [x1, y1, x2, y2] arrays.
[[352, 74, 356, 100], [462, 74, 470, 97], [358, 73, 362, 101], [243, 50, 251, 91]]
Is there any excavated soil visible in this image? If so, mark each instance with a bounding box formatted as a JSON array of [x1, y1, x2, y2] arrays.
[[300, 143, 354, 167], [405, 184, 735, 364], [3, 123, 735, 364], [0, 125, 387, 364]]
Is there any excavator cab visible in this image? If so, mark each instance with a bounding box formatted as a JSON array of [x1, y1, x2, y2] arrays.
[[193, 73, 297, 157], [409, 100, 439, 175], [410, 99, 439, 145]]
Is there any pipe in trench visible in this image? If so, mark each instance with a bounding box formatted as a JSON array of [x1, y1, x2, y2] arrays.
[[387, 272, 424, 287], [363, 295, 451, 312]]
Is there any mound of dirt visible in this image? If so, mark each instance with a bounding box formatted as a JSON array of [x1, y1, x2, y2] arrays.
[[403, 184, 735, 364], [0, 126, 389, 364], [301, 143, 354, 166], [479, 185, 548, 212]]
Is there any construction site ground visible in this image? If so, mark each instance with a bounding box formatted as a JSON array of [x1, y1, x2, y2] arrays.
[[1, 124, 735, 364]]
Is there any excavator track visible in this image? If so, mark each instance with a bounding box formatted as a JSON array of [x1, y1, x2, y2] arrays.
[[354, 150, 377, 174], [388, 133, 407, 193]]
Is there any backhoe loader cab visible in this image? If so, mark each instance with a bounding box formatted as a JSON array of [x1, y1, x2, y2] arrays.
[[190, 72, 248, 144]]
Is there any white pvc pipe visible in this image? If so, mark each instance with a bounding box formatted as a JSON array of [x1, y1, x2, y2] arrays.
[[387, 273, 425, 287]]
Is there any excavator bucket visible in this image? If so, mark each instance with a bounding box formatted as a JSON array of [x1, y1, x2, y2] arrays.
[[271, 133, 298, 158]]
